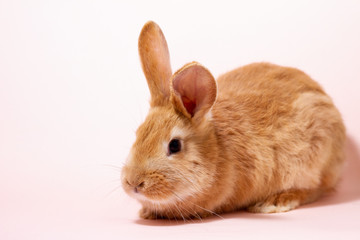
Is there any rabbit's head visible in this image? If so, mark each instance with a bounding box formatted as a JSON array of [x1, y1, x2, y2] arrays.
[[121, 22, 219, 207]]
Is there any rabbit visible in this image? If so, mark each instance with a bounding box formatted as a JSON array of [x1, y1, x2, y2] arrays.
[[121, 21, 346, 220]]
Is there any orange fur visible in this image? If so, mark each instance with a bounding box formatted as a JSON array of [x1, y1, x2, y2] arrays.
[[121, 21, 346, 219]]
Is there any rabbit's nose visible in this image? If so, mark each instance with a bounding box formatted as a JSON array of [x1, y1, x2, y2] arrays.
[[126, 179, 145, 193]]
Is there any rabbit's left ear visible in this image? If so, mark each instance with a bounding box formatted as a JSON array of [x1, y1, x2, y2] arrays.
[[171, 62, 217, 122], [138, 21, 172, 107]]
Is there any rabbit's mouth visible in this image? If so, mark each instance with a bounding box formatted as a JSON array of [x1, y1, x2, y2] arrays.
[[121, 164, 202, 206], [122, 177, 178, 204], [123, 178, 198, 207]]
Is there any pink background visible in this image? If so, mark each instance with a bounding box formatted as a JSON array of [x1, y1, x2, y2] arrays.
[[1, 0, 360, 239]]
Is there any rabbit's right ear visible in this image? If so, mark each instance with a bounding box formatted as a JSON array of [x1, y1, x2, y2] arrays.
[[138, 21, 172, 107], [171, 62, 217, 123]]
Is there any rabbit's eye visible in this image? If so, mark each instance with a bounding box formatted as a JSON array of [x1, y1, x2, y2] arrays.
[[168, 139, 181, 155]]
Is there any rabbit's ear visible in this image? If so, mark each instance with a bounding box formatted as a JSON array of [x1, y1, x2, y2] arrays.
[[171, 62, 217, 122], [138, 21, 172, 107]]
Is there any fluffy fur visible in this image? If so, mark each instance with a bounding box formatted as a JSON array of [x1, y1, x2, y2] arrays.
[[121, 21, 346, 219]]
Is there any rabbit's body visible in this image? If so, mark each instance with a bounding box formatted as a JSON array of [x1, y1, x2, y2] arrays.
[[212, 63, 345, 214], [121, 22, 345, 219]]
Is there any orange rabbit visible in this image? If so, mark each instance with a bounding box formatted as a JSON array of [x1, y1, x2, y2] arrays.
[[121, 21, 345, 219]]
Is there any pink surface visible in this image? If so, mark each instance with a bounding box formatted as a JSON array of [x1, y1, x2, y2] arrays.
[[1, 1, 360, 239]]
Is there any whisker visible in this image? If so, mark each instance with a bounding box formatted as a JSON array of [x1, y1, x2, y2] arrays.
[[170, 191, 203, 222], [154, 203, 159, 220], [165, 172, 206, 194], [166, 203, 178, 223], [194, 204, 224, 220], [168, 198, 197, 223], [98, 178, 122, 189], [173, 202, 187, 222], [104, 184, 122, 199], [91, 178, 122, 197], [170, 190, 223, 220], [102, 164, 123, 171], [166, 176, 206, 198], [187, 204, 203, 222], [166, 166, 206, 195], [98, 178, 121, 186]]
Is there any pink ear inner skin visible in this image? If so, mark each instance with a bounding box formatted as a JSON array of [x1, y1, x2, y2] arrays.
[[181, 96, 196, 116], [172, 63, 216, 119]]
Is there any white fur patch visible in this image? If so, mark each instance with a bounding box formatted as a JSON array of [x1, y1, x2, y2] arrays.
[[125, 150, 134, 165], [250, 200, 299, 213], [205, 110, 213, 121], [170, 126, 188, 140]]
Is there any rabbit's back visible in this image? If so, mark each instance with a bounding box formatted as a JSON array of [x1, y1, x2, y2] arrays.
[[217, 62, 324, 103]]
